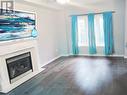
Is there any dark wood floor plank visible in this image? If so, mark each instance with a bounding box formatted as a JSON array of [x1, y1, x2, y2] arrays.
[[1, 56, 127, 95]]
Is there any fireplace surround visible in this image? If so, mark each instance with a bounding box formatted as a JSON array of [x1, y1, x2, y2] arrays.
[[0, 38, 44, 93]]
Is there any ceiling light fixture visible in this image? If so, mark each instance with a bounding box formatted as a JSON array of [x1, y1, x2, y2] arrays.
[[56, 0, 70, 4]]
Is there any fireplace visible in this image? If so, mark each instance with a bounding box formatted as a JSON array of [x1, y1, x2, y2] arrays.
[[6, 52, 33, 83], [0, 39, 45, 93]]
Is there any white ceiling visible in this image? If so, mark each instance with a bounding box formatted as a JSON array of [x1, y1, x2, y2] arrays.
[[72, 0, 108, 4], [35, 0, 114, 4], [16, 0, 121, 10]]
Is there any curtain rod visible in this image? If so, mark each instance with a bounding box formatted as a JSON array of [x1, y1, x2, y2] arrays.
[[69, 11, 115, 17]]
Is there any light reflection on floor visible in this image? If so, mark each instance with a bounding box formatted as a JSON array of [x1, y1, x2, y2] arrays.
[[73, 58, 113, 94]]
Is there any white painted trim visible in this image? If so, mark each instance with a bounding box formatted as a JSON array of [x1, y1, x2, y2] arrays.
[[41, 55, 62, 68], [40, 54, 70, 68], [61, 54, 69, 57], [0, 37, 35, 46], [19, 0, 63, 11], [69, 54, 124, 57], [40, 54, 124, 69], [124, 56, 127, 59]]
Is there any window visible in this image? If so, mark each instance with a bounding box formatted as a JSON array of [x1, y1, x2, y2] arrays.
[[94, 14, 104, 46], [78, 16, 89, 46], [77, 14, 104, 47]]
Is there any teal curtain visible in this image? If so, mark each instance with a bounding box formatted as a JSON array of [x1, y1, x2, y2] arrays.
[[103, 12, 114, 55], [71, 16, 79, 55], [88, 13, 96, 54]]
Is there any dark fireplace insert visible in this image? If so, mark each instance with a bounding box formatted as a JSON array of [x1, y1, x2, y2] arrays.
[[6, 52, 33, 83]]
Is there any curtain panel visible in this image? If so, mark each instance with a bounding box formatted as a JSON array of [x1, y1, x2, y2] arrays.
[[103, 12, 114, 55], [71, 16, 79, 55], [88, 13, 97, 54]]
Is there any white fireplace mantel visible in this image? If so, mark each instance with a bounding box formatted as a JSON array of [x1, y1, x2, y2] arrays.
[[0, 38, 37, 55], [0, 38, 44, 93]]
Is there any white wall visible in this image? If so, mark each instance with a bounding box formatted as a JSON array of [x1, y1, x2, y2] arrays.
[[4, 0, 125, 67], [15, 2, 66, 67], [64, 0, 125, 56], [16, 0, 125, 59]]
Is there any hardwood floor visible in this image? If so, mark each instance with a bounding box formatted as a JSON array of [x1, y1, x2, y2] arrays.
[[1, 56, 127, 95]]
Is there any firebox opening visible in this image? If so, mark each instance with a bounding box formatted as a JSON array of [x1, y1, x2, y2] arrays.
[[6, 52, 33, 84]]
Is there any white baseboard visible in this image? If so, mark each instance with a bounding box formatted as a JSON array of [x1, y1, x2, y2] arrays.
[[41, 55, 62, 68], [61, 54, 69, 57], [69, 54, 124, 57], [40, 54, 70, 68], [40, 54, 125, 68], [124, 56, 127, 59]]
